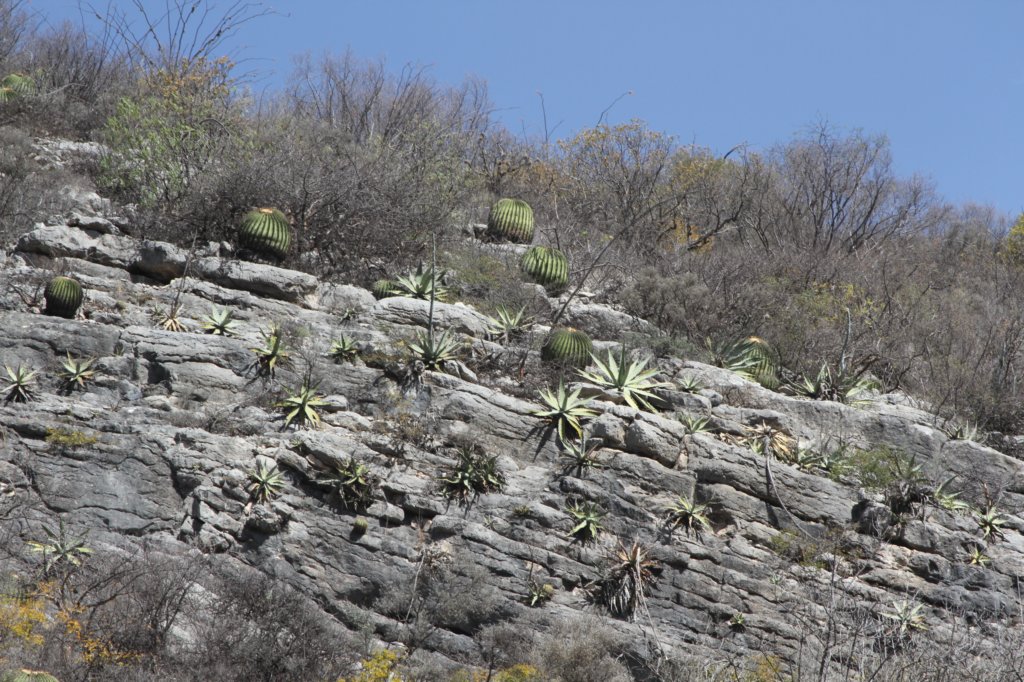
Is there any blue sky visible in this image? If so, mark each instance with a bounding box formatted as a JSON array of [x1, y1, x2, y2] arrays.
[[26, 1, 1024, 217]]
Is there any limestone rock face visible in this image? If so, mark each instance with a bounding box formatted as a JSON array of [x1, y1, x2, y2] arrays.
[[4, 211, 1024, 677]]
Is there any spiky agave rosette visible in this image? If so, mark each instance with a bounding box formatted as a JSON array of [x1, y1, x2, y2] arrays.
[[520, 245, 569, 291], [239, 207, 292, 262], [486, 198, 535, 243], [43, 276, 83, 318]]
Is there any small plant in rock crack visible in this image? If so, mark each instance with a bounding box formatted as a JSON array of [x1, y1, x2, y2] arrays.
[[251, 325, 291, 378], [484, 305, 533, 344], [440, 443, 506, 502], [559, 432, 605, 478], [27, 519, 93, 577], [665, 495, 712, 537], [313, 459, 379, 509], [525, 579, 555, 607], [566, 500, 605, 543], [202, 307, 237, 336], [277, 380, 327, 430], [787, 363, 878, 405], [966, 544, 991, 567], [57, 353, 95, 393], [408, 328, 461, 370], [941, 419, 984, 443], [246, 462, 285, 510], [3, 365, 38, 403], [728, 613, 747, 631], [676, 374, 705, 394], [679, 414, 712, 435], [328, 336, 359, 363], [534, 382, 598, 441], [881, 599, 928, 638], [578, 347, 669, 412], [792, 446, 826, 472], [975, 505, 1008, 541], [597, 540, 659, 620]]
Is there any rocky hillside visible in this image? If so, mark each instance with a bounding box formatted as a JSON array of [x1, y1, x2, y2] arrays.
[[2, 142, 1024, 681]]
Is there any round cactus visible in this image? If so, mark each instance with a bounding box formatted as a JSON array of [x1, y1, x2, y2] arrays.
[[239, 207, 291, 262], [541, 327, 593, 368], [371, 279, 397, 300], [1, 670, 60, 682], [486, 198, 534, 244], [520, 246, 569, 291], [43, 276, 83, 318]]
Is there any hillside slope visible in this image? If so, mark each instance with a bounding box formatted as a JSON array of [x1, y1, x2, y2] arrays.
[[1, 144, 1023, 681]]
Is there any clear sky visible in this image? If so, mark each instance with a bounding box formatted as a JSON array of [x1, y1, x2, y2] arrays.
[[24, 0, 1024, 217]]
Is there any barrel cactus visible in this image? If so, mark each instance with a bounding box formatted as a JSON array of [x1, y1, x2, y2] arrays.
[[1, 73, 33, 96], [486, 198, 534, 244], [239, 207, 291, 262], [1, 670, 60, 682], [541, 327, 593, 368], [372, 279, 397, 300], [520, 245, 569, 291], [43, 276, 83, 318]]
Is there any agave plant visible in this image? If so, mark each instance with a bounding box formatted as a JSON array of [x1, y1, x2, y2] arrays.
[[598, 541, 659, 620], [313, 459, 378, 509], [3, 365, 37, 403], [202, 307, 237, 336], [246, 461, 285, 508], [676, 375, 705, 393], [881, 599, 928, 637], [744, 422, 795, 462], [534, 382, 598, 441], [559, 432, 604, 478], [26, 519, 92, 577], [484, 305, 533, 344], [440, 444, 506, 502], [679, 414, 712, 435], [566, 500, 605, 543], [942, 420, 984, 443], [328, 336, 359, 363], [278, 381, 328, 429], [666, 496, 712, 537], [932, 476, 971, 514], [154, 303, 187, 332], [967, 545, 991, 567], [251, 326, 290, 378], [578, 347, 668, 412], [394, 267, 449, 302], [408, 328, 461, 370], [789, 363, 878, 405], [58, 353, 95, 392], [525, 580, 555, 607], [975, 505, 1008, 541]]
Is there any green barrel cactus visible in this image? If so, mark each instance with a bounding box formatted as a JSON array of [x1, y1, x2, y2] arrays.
[[372, 279, 398, 300], [541, 327, 593, 368], [43, 276, 83, 318], [520, 245, 569, 291], [239, 207, 292, 262], [486, 198, 534, 244], [1, 73, 33, 96], [1, 670, 60, 682]]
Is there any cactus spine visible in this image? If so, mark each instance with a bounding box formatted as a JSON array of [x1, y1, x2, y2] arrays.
[[239, 207, 291, 262], [520, 246, 569, 291], [43, 276, 83, 318], [541, 327, 593, 368], [486, 198, 534, 244]]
